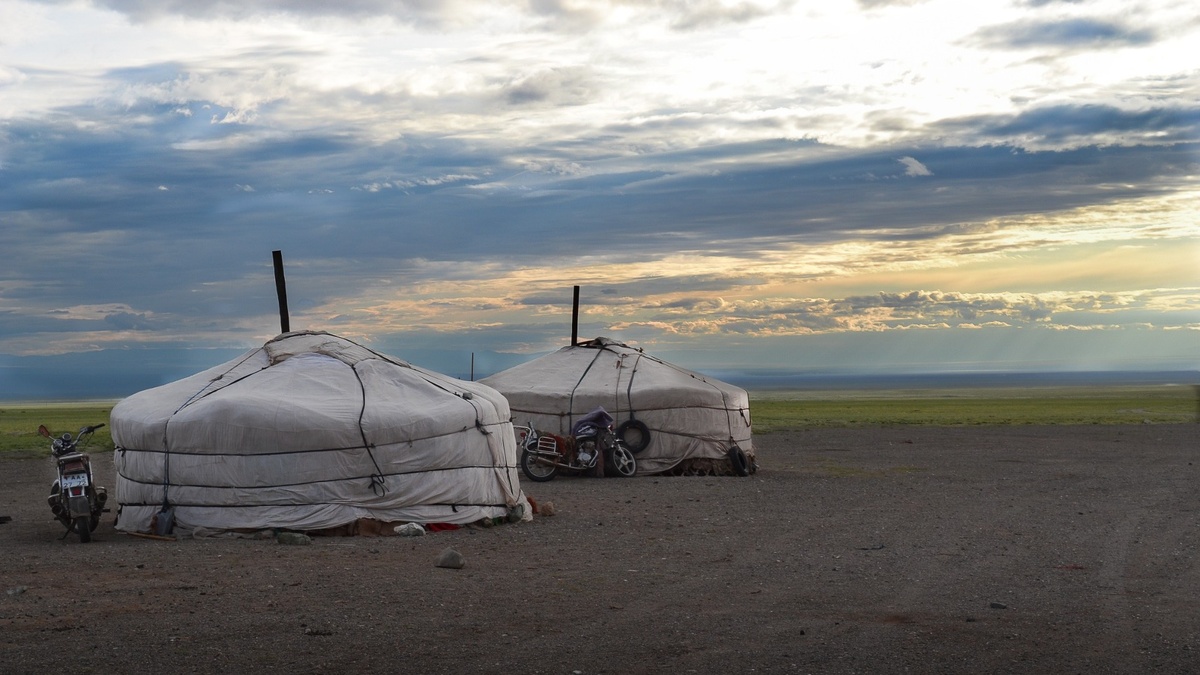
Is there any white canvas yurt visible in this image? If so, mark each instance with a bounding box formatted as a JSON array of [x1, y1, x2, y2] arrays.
[[481, 337, 753, 476], [110, 331, 530, 534]]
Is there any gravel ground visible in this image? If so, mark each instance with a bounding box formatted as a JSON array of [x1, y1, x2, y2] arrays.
[[2, 424, 1198, 674]]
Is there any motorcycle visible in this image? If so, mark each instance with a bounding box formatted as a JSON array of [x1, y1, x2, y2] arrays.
[[40, 423, 108, 542], [516, 407, 637, 482]]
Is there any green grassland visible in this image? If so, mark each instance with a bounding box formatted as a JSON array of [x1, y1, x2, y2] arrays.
[[0, 386, 1195, 455], [750, 385, 1199, 432], [0, 403, 115, 457]]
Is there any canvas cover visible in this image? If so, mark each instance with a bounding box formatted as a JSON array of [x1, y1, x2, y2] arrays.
[[481, 337, 753, 475], [110, 331, 529, 533]]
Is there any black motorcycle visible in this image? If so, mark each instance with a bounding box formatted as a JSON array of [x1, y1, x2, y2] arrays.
[[40, 423, 108, 542], [517, 408, 637, 482]]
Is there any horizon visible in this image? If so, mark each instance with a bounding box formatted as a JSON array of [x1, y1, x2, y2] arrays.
[[1, 335, 1195, 401]]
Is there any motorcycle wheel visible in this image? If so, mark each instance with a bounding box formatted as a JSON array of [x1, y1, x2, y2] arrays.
[[73, 516, 92, 543], [521, 449, 558, 482], [604, 442, 638, 478]]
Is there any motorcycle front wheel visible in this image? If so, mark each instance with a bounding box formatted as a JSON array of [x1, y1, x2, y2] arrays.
[[521, 450, 558, 482], [604, 443, 638, 478], [73, 516, 91, 543]]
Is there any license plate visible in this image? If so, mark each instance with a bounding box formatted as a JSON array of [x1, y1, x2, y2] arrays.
[[61, 474, 89, 489]]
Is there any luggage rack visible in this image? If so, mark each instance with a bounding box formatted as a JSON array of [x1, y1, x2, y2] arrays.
[[536, 435, 560, 454]]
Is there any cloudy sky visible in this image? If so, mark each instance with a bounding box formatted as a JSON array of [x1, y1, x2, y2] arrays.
[[2, 0, 1198, 398]]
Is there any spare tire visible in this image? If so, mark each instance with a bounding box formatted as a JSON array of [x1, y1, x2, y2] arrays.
[[616, 419, 651, 453], [727, 445, 750, 477]]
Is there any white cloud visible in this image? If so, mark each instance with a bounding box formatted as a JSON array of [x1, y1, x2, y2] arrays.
[[898, 156, 932, 176]]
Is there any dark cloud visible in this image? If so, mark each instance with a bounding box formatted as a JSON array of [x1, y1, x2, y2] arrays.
[[665, 0, 798, 31], [503, 67, 597, 107], [6, 99, 1195, 300], [937, 103, 1200, 147], [974, 17, 1156, 50]]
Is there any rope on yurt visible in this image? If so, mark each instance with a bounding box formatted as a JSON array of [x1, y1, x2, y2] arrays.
[[151, 346, 269, 523], [337, 334, 511, 498], [567, 344, 608, 431], [623, 351, 644, 419], [633, 347, 744, 446], [338, 334, 495, 439], [350, 363, 388, 496]]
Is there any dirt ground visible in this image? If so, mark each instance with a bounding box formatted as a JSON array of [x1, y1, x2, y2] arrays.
[[2, 424, 1198, 674]]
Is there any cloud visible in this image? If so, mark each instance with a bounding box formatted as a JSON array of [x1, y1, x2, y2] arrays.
[[38, 0, 799, 32], [856, 0, 928, 8], [664, 0, 798, 31], [503, 67, 597, 107], [603, 289, 1199, 338], [974, 18, 1156, 50], [0, 65, 28, 86], [935, 104, 1200, 149], [897, 156, 932, 176], [43, 0, 474, 26]]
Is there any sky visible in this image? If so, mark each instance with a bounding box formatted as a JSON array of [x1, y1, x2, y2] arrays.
[[1, 0, 1198, 399]]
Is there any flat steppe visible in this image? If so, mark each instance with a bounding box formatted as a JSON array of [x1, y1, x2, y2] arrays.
[[2, 424, 1198, 674]]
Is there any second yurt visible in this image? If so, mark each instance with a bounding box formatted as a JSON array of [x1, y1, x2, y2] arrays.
[[482, 337, 753, 476]]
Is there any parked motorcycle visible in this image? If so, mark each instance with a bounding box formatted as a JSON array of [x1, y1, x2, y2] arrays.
[[40, 423, 108, 542], [516, 408, 637, 482]]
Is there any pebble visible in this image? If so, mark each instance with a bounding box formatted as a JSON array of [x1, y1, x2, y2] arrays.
[[395, 523, 425, 537], [435, 547, 465, 569]]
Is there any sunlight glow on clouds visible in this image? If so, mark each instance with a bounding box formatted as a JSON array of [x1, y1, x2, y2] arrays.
[[1, 0, 1198, 395]]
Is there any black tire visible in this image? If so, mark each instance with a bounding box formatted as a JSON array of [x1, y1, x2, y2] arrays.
[[616, 419, 651, 453], [521, 449, 558, 482], [604, 442, 638, 478], [73, 516, 92, 543], [728, 446, 750, 477]]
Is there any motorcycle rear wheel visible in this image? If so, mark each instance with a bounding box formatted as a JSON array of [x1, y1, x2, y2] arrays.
[[73, 516, 91, 543], [521, 450, 558, 482]]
